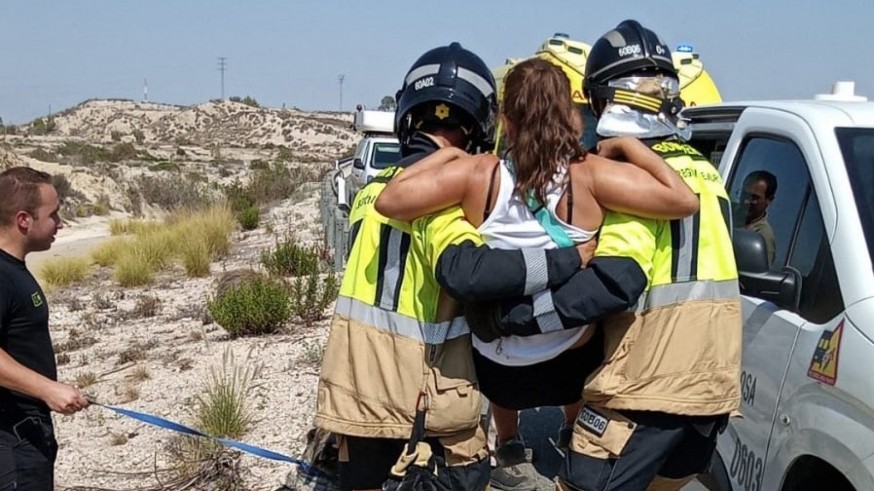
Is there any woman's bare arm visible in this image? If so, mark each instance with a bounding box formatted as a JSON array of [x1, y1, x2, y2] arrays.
[[386, 146, 467, 181], [375, 151, 490, 222], [588, 137, 698, 219]]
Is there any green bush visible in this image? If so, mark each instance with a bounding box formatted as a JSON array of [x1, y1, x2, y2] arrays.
[[223, 180, 256, 214], [132, 174, 207, 210], [260, 236, 319, 277], [51, 174, 85, 203], [248, 162, 316, 204], [149, 161, 180, 172], [249, 159, 268, 171], [109, 142, 137, 162], [277, 146, 294, 161], [237, 206, 260, 230], [29, 148, 56, 162], [195, 348, 261, 438], [290, 272, 339, 322], [229, 95, 259, 108], [57, 141, 108, 165], [208, 277, 291, 337], [29, 117, 55, 136]]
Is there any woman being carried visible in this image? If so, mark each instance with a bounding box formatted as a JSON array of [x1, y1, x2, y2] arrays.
[[374, 57, 697, 469]]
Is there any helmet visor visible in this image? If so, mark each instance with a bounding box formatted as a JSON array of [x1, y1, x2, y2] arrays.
[[607, 75, 680, 100]]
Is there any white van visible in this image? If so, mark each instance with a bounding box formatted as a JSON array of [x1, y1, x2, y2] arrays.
[[685, 82, 874, 491]]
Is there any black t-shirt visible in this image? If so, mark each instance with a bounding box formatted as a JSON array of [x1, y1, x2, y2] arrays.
[[0, 248, 56, 415]]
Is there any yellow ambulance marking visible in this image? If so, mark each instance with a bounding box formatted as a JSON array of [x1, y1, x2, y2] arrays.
[[807, 320, 844, 385]]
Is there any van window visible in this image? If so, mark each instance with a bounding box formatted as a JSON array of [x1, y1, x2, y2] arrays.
[[728, 137, 812, 269], [371, 142, 401, 169], [790, 190, 843, 322], [836, 128, 874, 271], [728, 136, 842, 321]]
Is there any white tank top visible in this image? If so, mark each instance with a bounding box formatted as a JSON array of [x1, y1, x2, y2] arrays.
[[473, 161, 597, 366]]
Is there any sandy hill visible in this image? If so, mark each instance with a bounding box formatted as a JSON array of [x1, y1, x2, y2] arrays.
[[44, 98, 358, 153]]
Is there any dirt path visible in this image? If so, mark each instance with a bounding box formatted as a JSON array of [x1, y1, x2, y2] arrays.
[[26, 216, 112, 272]]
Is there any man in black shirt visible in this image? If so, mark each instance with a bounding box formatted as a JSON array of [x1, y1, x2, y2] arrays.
[[0, 167, 89, 490]]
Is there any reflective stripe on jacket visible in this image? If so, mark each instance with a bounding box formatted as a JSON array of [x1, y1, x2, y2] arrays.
[[584, 140, 742, 416]]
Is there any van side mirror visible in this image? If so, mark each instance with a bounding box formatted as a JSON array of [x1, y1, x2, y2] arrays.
[[733, 228, 769, 273], [353, 158, 365, 170], [733, 228, 801, 311]]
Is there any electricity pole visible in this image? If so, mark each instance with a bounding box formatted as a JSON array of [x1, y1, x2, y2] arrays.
[[218, 57, 228, 100], [338, 74, 345, 111]]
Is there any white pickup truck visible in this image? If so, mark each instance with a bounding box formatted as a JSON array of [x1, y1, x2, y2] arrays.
[[320, 109, 399, 270], [684, 81, 874, 491]]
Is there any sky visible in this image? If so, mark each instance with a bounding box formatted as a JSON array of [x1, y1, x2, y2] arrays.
[[1, 0, 873, 124]]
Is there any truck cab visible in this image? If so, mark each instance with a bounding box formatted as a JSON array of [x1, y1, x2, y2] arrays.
[[345, 110, 400, 205], [685, 82, 874, 491]]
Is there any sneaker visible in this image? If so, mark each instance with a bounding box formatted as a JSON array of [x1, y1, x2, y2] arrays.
[[556, 422, 574, 452], [489, 463, 540, 491]]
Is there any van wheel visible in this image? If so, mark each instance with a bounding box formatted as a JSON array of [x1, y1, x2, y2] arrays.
[[698, 452, 732, 491], [781, 457, 854, 491]]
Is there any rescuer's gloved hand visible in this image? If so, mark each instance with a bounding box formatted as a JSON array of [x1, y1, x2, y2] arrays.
[[464, 302, 508, 343]]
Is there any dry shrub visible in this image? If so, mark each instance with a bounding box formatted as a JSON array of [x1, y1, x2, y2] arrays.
[[109, 432, 129, 446], [76, 371, 98, 388], [180, 239, 211, 277], [131, 174, 208, 211], [106, 205, 234, 285], [128, 295, 161, 319], [215, 270, 262, 298], [55, 328, 97, 353], [38, 257, 91, 290], [129, 365, 151, 382], [113, 251, 155, 287], [120, 385, 140, 403], [117, 341, 151, 365], [173, 204, 235, 258], [90, 237, 129, 267]]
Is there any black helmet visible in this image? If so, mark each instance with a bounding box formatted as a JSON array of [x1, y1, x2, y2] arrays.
[[395, 42, 497, 152], [585, 20, 680, 117]]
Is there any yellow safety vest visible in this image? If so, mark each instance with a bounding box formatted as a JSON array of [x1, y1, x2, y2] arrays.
[[585, 141, 742, 416], [317, 167, 487, 440]]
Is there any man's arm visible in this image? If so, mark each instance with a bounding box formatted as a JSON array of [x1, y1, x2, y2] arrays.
[[498, 256, 646, 335], [0, 290, 89, 415], [435, 240, 584, 301], [499, 212, 657, 335], [0, 348, 87, 414]]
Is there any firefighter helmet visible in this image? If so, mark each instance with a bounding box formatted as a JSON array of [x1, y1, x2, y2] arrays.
[[395, 42, 498, 152], [585, 20, 680, 117]]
